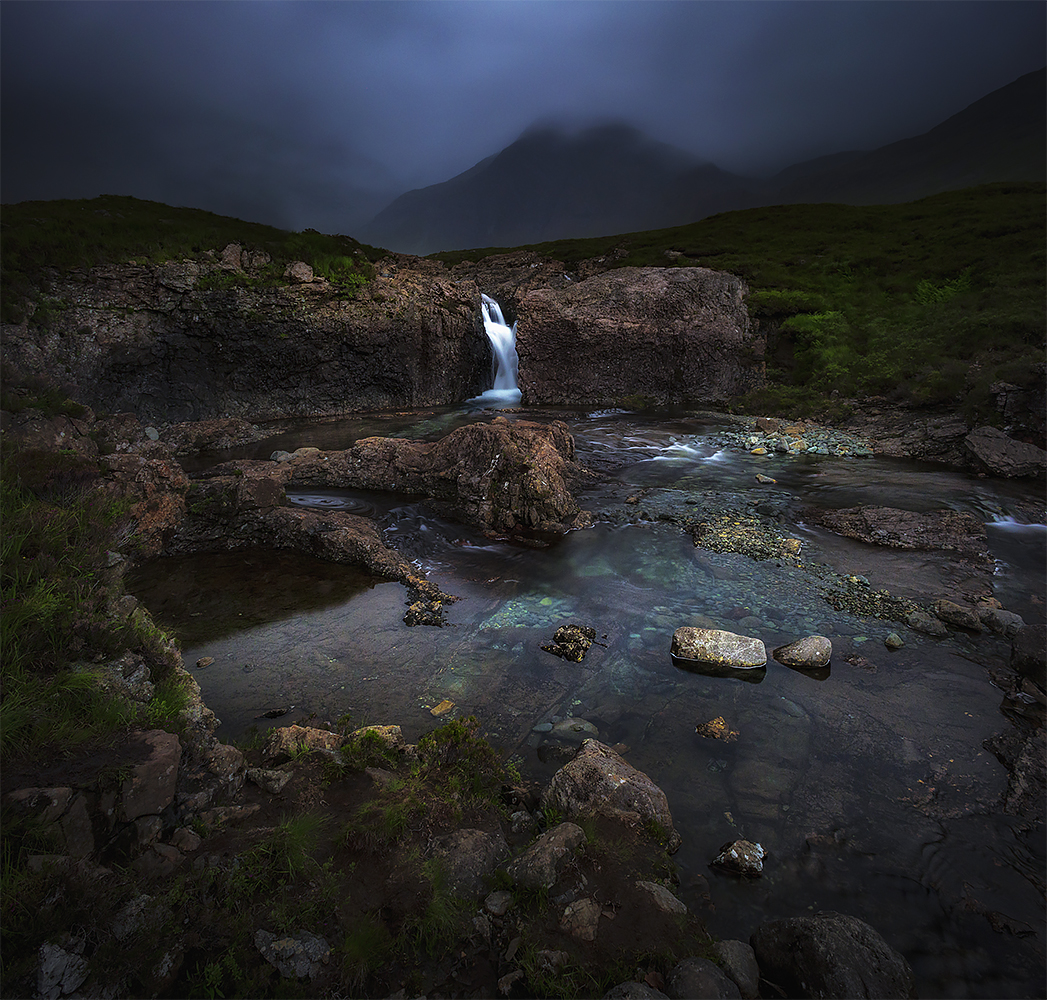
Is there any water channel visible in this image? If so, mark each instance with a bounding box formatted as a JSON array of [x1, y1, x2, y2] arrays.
[[129, 405, 1045, 998]]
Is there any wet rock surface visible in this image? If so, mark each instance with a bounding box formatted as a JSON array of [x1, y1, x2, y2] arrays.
[[805, 505, 992, 567], [542, 622, 599, 661], [0, 256, 491, 423], [671, 627, 767, 669]]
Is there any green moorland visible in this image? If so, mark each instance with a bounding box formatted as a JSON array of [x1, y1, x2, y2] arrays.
[[0, 193, 383, 324], [435, 181, 1046, 421]]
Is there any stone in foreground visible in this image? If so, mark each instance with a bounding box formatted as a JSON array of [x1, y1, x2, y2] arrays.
[[772, 635, 832, 669], [665, 956, 741, 999], [750, 910, 917, 999], [671, 627, 767, 668], [541, 740, 680, 851]]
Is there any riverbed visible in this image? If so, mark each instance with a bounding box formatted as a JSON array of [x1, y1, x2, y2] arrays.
[[128, 405, 1046, 999]]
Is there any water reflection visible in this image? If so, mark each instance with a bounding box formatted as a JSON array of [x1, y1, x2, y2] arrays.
[[126, 549, 379, 644]]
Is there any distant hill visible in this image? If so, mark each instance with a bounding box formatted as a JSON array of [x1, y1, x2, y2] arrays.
[[359, 68, 1045, 255], [768, 67, 1046, 205]]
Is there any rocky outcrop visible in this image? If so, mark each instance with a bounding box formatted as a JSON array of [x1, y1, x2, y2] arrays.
[[2, 254, 765, 424], [282, 416, 588, 536], [515, 267, 763, 407], [965, 425, 1047, 478], [1, 255, 490, 424]]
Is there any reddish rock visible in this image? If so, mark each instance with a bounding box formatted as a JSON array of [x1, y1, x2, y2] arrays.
[[515, 266, 761, 407]]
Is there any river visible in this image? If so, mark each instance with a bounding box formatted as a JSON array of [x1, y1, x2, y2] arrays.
[[128, 404, 1046, 999]]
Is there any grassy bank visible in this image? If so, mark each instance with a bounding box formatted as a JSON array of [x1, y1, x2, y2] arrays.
[[0, 194, 383, 323], [435, 182, 1046, 420], [0, 441, 186, 762]]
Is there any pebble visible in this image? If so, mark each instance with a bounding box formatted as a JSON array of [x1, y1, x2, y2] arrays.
[[885, 632, 904, 650]]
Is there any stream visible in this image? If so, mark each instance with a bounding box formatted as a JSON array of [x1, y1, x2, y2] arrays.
[[129, 405, 1046, 999]]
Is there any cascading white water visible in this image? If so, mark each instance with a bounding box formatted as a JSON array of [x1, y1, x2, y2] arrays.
[[469, 293, 521, 406]]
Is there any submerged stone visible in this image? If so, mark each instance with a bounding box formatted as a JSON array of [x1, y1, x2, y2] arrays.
[[750, 911, 917, 999], [542, 622, 597, 661]]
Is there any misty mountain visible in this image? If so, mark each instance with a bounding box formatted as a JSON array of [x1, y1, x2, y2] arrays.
[[357, 124, 755, 255], [358, 68, 1045, 255]]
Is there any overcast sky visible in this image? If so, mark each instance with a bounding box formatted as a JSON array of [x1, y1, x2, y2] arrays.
[[2, 1, 1044, 233]]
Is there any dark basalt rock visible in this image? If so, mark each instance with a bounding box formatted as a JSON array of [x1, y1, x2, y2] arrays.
[[750, 910, 917, 999]]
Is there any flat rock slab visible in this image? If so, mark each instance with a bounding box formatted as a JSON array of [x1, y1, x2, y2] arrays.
[[805, 505, 991, 567], [965, 425, 1047, 478], [119, 730, 181, 822], [671, 627, 767, 668]]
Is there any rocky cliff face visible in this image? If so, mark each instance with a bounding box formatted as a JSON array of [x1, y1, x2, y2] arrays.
[[2, 249, 762, 421], [1, 252, 490, 424], [515, 266, 762, 407]]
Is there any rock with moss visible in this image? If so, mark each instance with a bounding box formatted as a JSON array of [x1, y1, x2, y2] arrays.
[[671, 627, 767, 669], [261, 724, 343, 765], [504, 821, 585, 890], [772, 635, 832, 669], [541, 740, 681, 852]]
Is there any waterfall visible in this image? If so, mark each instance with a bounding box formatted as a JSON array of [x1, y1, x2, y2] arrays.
[[469, 293, 521, 406]]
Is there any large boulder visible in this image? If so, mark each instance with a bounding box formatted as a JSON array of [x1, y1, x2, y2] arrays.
[[515, 267, 762, 407], [540, 740, 680, 850], [750, 911, 917, 999], [284, 416, 587, 536], [965, 425, 1047, 478]]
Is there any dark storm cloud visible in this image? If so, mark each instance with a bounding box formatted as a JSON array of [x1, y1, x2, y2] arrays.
[[2, 1, 1043, 233]]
